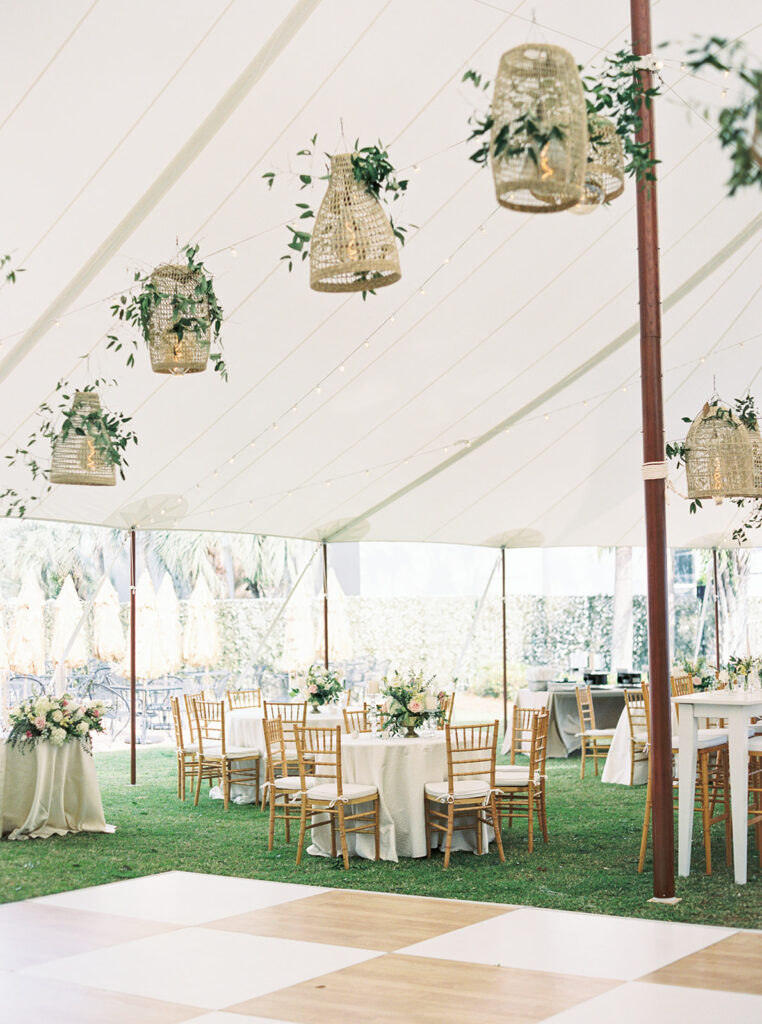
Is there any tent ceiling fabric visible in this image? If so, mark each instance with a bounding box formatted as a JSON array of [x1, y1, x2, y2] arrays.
[[1, 0, 760, 549]]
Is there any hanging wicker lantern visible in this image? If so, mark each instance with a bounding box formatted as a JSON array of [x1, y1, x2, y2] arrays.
[[310, 154, 401, 293], [685, 403, 756, 501], [148, 264, 210, 374], [50, 391, 116, 487], [489, 44, 588, 213], [570, 114, 625, 214]]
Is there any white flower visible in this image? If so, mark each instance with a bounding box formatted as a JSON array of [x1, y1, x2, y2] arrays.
[[77, 721, 89, 735], [51, 709, 63, 723], [49, 727, 67, 746]]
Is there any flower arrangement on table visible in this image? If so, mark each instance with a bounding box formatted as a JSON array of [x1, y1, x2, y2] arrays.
[[292, 665, 345, 710], [7, 694, 108, 753], [380, 669, 449, 737], [725, 655, 762, 691]]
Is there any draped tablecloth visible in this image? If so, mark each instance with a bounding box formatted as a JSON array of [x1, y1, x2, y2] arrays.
[[502, 686, 627, 759], [209, 706, 346, 805], [309, 733, 492, 863], [601, 702, 680, 786], [0, 740, 112, 840]]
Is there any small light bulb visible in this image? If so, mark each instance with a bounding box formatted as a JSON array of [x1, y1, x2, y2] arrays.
[[230, 247, 238, 258], [413, 164, 421, 173], [54, 319, 61, 328], [479, 225, 487, 234], [273, 422, 278, 430], [721, 89, 728, 99], [700, 356, 705, 363], [292, 405, 298, 413], [316, 385, 322, 394], [444, 446, 448, 453], [389, 315, 396, 323], [213, 469, 219, 478], [326, 481, 331, 487], [723, 69, 730, 79], [210, 511, 215, 517], [250, 440, 256, 447], [420, 289, 426, 296], [364, 341, 369, 348], [504, 427, 510, 434], [465, 440, 472, 447], [622, 386, 627, 393], [443, 257, 450, 265], [288, 491, 293, 498], [365, 469, 370, 476], [339, 364, 345, 372], [160, 508, 165, 515], [544, 414, 550, 421], [404, 459, 409, 464], [680, 62, 686, 72]]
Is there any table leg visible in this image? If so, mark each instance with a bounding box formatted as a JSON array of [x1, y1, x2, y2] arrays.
[[677, 709, 698, 877], [727, 708, 749, 885]]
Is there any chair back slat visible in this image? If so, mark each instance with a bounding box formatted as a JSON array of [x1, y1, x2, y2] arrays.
[[528, 709, 550, 777], [227, 688, 262, 710], [193, 698, 226, 755], [343, 705, 369, 732], [437, 692, 455, 729], [510, 705, 543, 762], [670, 674, 694, 698], [575, 685, 596, 731], [263, 717, 288, 781], [264, 700, 307, 749], [445, 722, 498, 787], [624, 686, 648, 738], [294, 725, 341, 791], [170, 696, 185, 749]]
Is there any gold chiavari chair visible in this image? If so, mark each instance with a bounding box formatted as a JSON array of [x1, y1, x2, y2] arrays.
[[424, 721, 505, 869], [638, 683, 730, 875], [294, 725, 380, 870], [192, 698, 262, 811], [749, 738, 762, 868], [183, 690, 212, 745], [262, 700, 309, 809], [263, 718, 316, 850], [495, 708, 549, 852], [170, 696, 197, 800], [343, 705, 370, 733], [670, 674, 694, 698], [623, 688, 650, 786], [509, 705, 542, 762], [435, 692, 456, 729], [575, 684, 615, 780], [227, 687, 262, 710]]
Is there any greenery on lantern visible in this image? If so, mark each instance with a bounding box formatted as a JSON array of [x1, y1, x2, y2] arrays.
[[1, 252, 24, 285], [380, 669, 447, 736], [683, 36, 762, 195], [1, 379, 138, 517], [262, 135, 411, 297], [107, 244, 226, 379]]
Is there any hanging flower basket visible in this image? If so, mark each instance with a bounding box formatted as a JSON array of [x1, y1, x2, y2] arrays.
[[148, 264, 211, 374], [50, 391, 116, 487], [571, 114, 624, 213], [685, 403, 757, 501], [310, 154, 401, 293], [490, 44, 587, 213]]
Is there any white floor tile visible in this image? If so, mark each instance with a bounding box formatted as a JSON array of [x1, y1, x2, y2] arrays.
[[24, 926, 379, 1010], [399, 907, 735, 980], [33, 871, 327, 926], [182, 1015, 300, 1024], [539, 981, 762, 1023]]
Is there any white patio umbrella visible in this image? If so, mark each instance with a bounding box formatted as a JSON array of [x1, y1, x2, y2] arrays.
[[9, 573, 46, 675], [277, 575, 315, 672], [92, 577, 125, 663], [183, 576, 219, 668], [157, 573, 181, 673], [315, 569, 354, 665], [125, 571, 165, 680], [51, 575, 89, 669]]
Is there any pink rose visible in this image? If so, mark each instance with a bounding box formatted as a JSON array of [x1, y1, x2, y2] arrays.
[[62, 700, 68, 707], [408, 699, 423, 714], [25, 730, 32, 738], [91, 708, 100, 717], [308, 684, 318, 694], [34, 716, 46, 730]]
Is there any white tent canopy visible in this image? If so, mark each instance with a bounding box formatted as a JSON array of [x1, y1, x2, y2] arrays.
[[1, 1, 760, 550]]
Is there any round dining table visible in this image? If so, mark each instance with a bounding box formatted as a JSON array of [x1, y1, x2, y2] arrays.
[[308, 731, 494, 863]]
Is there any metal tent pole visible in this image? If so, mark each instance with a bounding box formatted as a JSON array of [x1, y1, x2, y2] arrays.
[[322, 542, 329, 671], [502, 547, 508, 734], [630, 0, 675, 899], [129, 527, 137, 786]]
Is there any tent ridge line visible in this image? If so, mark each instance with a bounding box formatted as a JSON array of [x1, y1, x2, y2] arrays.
[[0, 0, 323, 388], [326, 211, 762, 544]]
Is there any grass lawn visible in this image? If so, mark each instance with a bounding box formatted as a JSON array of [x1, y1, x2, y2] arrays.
[[1, 747, 760, 929]]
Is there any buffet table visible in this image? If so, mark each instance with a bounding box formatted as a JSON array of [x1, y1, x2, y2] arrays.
[[0, 740, 112, 840], [503, 685, 628, 758]]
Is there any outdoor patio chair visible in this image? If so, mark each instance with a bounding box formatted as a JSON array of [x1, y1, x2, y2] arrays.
[[170, 696, 198, 801], [294, 725, 380, 870], [623, 688, 649, 786], [227, 687, 262, 710], [495, 709, 549, 853], [575, 684, 615, 780], [638, 683, 730, 875], [262, 718, 317, 850], [424, 721, 505, 869], [191, 698, 262, 811]]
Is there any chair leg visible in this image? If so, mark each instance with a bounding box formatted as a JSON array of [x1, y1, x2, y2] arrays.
[[424, 797, 432, 858], [630, 743, 635, 787], [296, 798, 308, 866], [284, 793, 291, 844], [721, 750, 732, 867], [374, 798, 380, 861], [580, 740, 586, 781], [638, 771, 652, 873], [443, 802, 454, 869], [337, 803, 350, 870], [268, 789, 276, 851], [540, 788, 549, 843], [490, 794, 505, 863], [193, 757, 204, 806], [699, 752, 712, 876], [593, 741, 600, 777], [527, 784, 534, 853], [475, 807, 483, 856], [222, 762, 230, 812]]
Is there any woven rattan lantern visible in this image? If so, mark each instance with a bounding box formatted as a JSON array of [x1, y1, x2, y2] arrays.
[[148, 264, 210, 374], [489, 44, 587, 213], [310, 154, 401, 293], [50, 391, 116, 487], [685, 403, 756, 501], [571, 114, 625, 214]]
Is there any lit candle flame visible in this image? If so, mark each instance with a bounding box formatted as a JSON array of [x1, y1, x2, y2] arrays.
[[539, 143, 554, 181]]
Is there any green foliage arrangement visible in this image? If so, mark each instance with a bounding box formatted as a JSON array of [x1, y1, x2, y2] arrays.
[[380, 668, 447, 735], [1, 379, 138, 517], [1, 252, 24, 285], [107, 244, 226, 379], [291, 664, 345, 709], [677, 655, 715, 690], [263, 136, 411, 298]]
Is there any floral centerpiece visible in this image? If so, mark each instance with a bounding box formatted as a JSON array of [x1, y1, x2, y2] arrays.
[[292, 665, 345, 711], [678, 656, 715, 692], [7, 693, 107, 754], [381, 669, 449, 737]]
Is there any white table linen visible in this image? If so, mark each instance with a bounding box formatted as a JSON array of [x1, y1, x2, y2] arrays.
[[0, 740, 112, 840], [309, 733, 493, 862], [502, 687, 627, 759], [602, 708, 648, 786]]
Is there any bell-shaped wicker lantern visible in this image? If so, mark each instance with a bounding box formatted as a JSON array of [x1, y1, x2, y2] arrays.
[[50, 391, 116, 487], [685, 403, 756, 502], [490, 44, 588, 213], [148, 264, 210, 374], [310, 154, 401, 293], [570, 114, 625, 214]]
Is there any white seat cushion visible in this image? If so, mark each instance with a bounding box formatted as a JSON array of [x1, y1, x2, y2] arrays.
[[308, 782, 378, 802], [225, 746, 262, 759], [749, 736, 762, 754], [179, 742, 199, 753], [584, 728, 616, 738], [671, 729, 727, 752], [632, 729, 648, 743], [495, 768, 541, 787], [424, 779, 490, 800], [273, 775, 319, 791]]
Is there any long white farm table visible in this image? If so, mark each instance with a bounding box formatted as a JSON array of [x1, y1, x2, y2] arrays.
[[674, 689, 762, 885]]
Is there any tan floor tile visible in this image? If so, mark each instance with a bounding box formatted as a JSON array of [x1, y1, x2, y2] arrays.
[[206, 890, 511, 952], [639, 931, 762, 996], [0, 972, 202, 1024], [228, 953, 620, 1023], [0, 902, 178, 970]]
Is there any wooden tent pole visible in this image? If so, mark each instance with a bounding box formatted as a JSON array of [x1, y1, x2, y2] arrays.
[[129, 527, 137, 786], [502, 547, 508, 734], [713, 548, 721, 671], [322, 542, 329, 670], [630, 0, 675, 899]]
